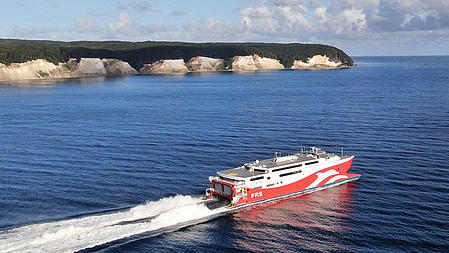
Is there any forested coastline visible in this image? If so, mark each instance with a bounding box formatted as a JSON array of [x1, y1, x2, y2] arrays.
[[0, 39, 353, 69]]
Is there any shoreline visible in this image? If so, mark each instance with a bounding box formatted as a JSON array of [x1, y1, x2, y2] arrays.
[[0, 54, 352, 82]]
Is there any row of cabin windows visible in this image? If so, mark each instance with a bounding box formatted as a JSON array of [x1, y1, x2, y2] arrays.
[[249, 160, 319, 181], [250, 168, 302, 183], [266, 182, 283, 188], [250, 172, 303, 188], [272, 163, 302, 172], [249, 159, 319, 177], [271, 160, 319, 173], [250, 176, 271, 182]]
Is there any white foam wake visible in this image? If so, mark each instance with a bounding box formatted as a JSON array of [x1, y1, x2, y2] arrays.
[[0, 195, 227, 253]]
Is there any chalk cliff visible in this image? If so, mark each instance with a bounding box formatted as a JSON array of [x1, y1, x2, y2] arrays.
[[291, 55, 347, 70], [71, 58, 107, 76], [187, 56, 224, 72], [102, 59, 138, 76], [0, 58, 138, 81], [139, 59, 189, 74], [139, 55, 284, 74], [231, 55, 284, 71], [0, 54, 352, 81], [0, 59, 63, 80]]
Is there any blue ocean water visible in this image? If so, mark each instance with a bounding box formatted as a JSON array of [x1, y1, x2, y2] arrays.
[[0, 56, 448, 252]]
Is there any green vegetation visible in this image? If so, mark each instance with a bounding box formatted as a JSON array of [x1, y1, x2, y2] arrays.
[[0, 39, 353, 69], [36, 70, 49, 77]]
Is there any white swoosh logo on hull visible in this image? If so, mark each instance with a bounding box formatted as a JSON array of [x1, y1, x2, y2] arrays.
[[325, 175, 348, 184], [306, 169, 339, 189]]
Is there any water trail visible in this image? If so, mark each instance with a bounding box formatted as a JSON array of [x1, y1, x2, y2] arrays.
[[0, 195, 228, 253]]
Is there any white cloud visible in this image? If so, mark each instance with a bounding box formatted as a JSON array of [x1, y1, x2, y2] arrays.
[[240, 6, 279, 34], [182, 18, 238, 41], [338, 8, 367, 34], [314, 6, 327, 24], [75, 16, 99, 33], [108, 13, 131, 32], [241, 6, 272, 18], [273, 5, 310, 30], [328, 0, 449, 33], [175, 0, 449, 48], [105, 12, 175, 40]]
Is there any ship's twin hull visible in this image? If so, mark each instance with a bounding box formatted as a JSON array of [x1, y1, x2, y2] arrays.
[[225, 157, 361, 209]]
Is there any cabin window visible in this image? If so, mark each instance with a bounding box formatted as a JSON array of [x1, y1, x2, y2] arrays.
[[280, 170, 302, 177], [267, 183, 274, 187], [305, 161, 319, 166], [254, 169, 266, 172], [250, 176, 264, 181], [214, 183, 223, 194], [272, 164, 302, 173], [223, 185, 232, 196]]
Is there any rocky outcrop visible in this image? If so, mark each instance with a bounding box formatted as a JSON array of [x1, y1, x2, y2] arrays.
[[0, 59, 63, 80], [102, 59, 138, 75], [231, 55, 258, 71], [71, 58, 107, 76], [139, 55, 284, 74], [291, 55, 347, 70], [231, 55, 284, 71], [139, 59, 189, 74], [0, 58, 138, 81], [186, 56, 224, 72]]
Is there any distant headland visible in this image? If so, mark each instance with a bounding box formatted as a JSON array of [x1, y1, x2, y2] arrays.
[[0, 39, 354, 81]]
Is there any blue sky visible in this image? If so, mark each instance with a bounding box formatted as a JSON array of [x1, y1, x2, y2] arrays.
[[1, 0, 448, 56]]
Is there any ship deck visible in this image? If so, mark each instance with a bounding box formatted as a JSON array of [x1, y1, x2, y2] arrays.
[[218, 152, 329, 178], [218, 167, 265, 178], [257, 154, 316, 169]]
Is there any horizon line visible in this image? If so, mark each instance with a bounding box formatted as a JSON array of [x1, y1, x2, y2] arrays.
[[1, 37, 448, 58]]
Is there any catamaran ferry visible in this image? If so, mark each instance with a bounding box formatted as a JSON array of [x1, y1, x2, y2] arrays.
[[203, 147, 361, 209]]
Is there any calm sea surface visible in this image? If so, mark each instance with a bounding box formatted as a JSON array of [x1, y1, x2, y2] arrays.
[[0, 56, 448, 252]]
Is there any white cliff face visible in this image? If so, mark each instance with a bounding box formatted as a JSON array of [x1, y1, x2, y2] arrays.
[[0, 58, 138, 81], [102, 59, 138, 75], [231, 55, 284, 71], [253, 55, 284, 70], [0, 59, 61, 80], [232, 55, 258, 71], [291, 55, 343, 70], [72, 58, 107, 76], [0, 54, 351, 81], [139, 59, 189, 74], [186, 56, 224, 71]]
